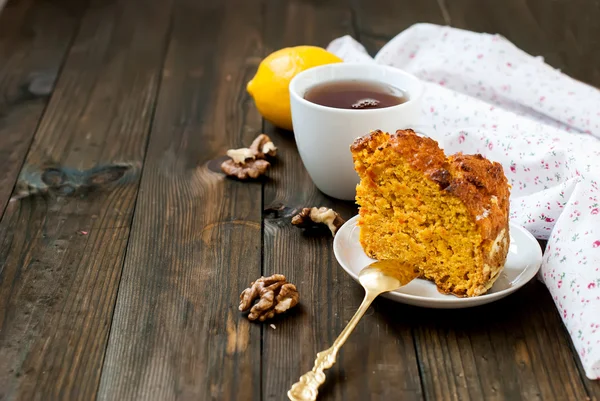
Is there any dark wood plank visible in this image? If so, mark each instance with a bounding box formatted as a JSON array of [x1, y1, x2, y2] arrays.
[[0, 0, 172, 399], [350, 0, 446, 55], [353, 0, 600, 398], [411, 281, 593, 400], [97, 1, 263, 399], [261, 1, 423, 400], [0, 0, 86, 220], [441, 0, 600, 88]]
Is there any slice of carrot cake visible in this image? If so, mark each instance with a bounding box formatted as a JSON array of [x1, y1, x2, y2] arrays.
[[350, 129, 510, 297]]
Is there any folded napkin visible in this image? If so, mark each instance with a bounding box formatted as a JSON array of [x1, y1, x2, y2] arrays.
[[327, 23, 600, 380]]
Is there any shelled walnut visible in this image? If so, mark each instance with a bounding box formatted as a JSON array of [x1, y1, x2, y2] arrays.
[[291, 207, 345, 236], [221, 134, 277, 179], [221, 159, 270, 179], [239, 274, 299, 322]]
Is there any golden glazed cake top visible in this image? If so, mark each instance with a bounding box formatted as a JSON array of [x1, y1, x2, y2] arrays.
[[350, 129, 510, 243]]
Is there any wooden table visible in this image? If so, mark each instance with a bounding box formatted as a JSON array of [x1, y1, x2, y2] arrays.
[[1, 0, 600, 400]]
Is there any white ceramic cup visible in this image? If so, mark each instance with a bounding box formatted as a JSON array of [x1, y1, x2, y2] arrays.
[[289, 63, 424, 201]]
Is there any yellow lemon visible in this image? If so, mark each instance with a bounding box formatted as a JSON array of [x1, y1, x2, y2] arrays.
[[247, 46, 342, 131]]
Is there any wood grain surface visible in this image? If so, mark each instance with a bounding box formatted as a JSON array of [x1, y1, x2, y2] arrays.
[[410, 283, 593, 400], [97, 0, 263, 399], [0, 0, 171, 399], [0, 0, 86, 222], [0, 0, 599, 400]]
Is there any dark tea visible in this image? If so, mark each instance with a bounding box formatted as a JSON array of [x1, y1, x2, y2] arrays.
[[303, 79, 408, 110]]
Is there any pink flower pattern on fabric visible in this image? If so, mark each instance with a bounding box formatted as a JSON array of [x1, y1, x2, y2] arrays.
[[328, 23, 600, 380]]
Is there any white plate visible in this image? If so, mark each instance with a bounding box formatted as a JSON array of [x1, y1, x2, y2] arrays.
[[333, 215, 543, 309]]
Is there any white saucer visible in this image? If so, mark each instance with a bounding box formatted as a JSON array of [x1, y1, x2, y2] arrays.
[[333, 215, 543, 309]]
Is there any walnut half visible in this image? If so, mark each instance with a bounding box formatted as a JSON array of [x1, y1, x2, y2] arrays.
[[221, 134, 277, 180], [221, 159, 270, 179], [239, 274, 299, 322], [291, 207, 345, 236]]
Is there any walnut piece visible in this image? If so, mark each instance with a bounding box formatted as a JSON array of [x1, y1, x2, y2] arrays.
[[249, 134, 277, 159], [221, 134, 277, 179], [291, 207, 345, 236], [239, 274, 299, 322], [261, 141, 277, 157], [221, 159, 270, 179], [226, 148, 256, 164]]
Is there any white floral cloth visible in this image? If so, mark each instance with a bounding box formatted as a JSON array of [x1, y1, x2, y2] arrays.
[[327, 23, 600, 380]]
